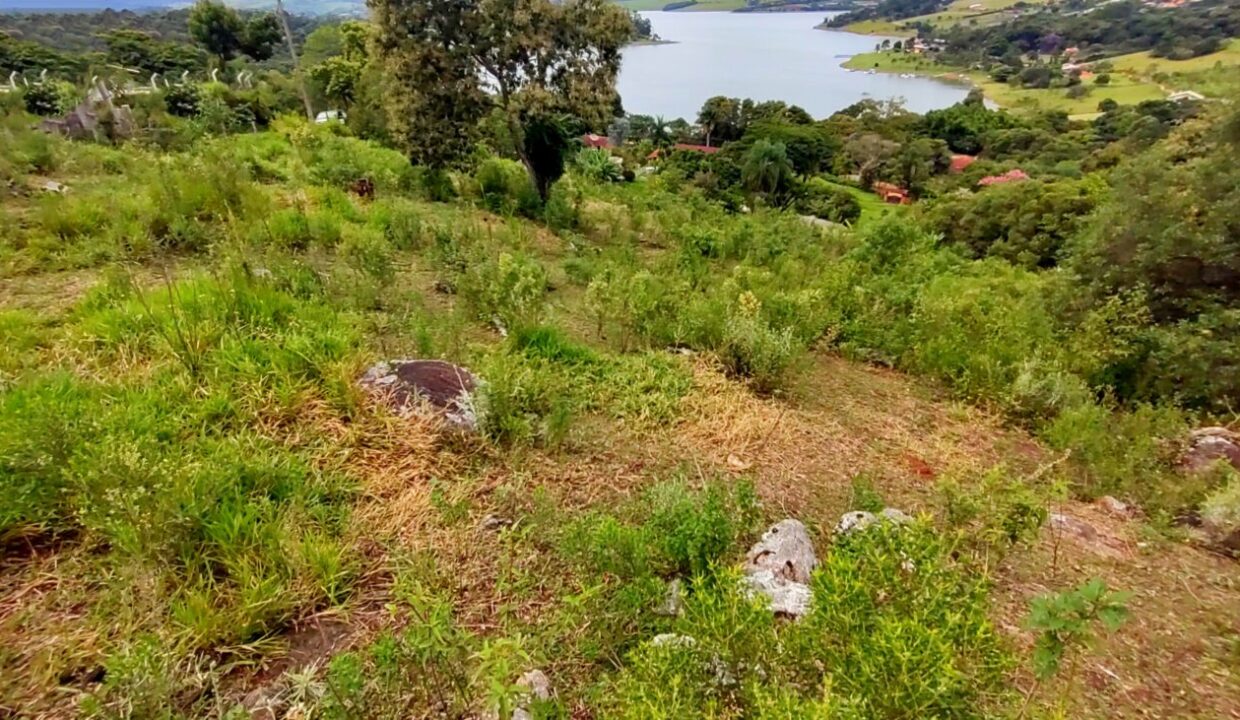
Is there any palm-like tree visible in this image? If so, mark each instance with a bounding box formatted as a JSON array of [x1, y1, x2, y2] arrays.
[[651, 115, 673, 148], [742, 139, 794, 203]]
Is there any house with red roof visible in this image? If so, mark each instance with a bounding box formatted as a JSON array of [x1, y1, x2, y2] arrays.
[[978, 169, 1029, 186], [949, 154, 977, 173], [873, 181, 911, 204], [581, 133, 611, 149]]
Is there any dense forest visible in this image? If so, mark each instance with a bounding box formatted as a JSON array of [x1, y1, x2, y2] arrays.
[[1, 0, 1239, 718]]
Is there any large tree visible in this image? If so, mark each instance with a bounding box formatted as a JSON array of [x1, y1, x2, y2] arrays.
[[187, 0, 279, 68], [370, 0, 632, 200]]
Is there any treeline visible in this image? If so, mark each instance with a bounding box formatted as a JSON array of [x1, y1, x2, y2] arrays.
[[0, 5, 326, 77], [824, 0, 949, 27]]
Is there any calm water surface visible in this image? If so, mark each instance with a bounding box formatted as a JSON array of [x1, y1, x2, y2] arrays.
[[618, 12, 969, 120]]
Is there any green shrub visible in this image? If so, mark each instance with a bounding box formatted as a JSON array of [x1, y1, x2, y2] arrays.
[[368, 197, 425, 251], [22, 81, 77, 116], [573, 147, 623, 183], [796, 179, 862, 224], [788, 522, 1011, 717], [603, 522, 1011, 718], [458, 250, 548, 332], [476, 157, 536, 215], [717, 291, 801, 395]]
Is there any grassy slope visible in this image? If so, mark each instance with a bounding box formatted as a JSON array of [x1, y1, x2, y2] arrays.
[[616, 0, 748, 10], [835, 0, 1050, 35], [1108, 39, 1240, 97], [2, 126, 1239, 718], [842, 50, 1165, 114], [819, 178, 893, 225]]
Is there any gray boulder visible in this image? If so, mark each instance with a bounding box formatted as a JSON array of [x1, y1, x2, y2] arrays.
[[744, 519, 817, 583], [359, 359, 481, 431], [742, 569, 813, 618]]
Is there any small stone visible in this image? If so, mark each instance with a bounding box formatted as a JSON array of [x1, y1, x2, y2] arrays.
[[479, 514, 512, 532], [1096, 495, 1135, 519], [1049, 512, 1097, 540], [834, 510, 875, 535], [485, 669, 552, 720], [880, 507, 914, 524], [742, 569, 813, 618], [744, 519, 818, 583], [654, 578, 683, 617], [834, 507, 911, 536], [651, 633, 697, 649]]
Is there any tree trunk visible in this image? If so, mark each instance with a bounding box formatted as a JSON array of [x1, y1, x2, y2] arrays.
[[505, 112, 548, 202]]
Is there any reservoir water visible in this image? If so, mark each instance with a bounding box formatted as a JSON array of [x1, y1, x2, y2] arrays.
[[617, 12, 970, 121]]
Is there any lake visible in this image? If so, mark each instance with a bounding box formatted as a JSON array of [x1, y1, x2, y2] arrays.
[[617, 12, 969, 121]]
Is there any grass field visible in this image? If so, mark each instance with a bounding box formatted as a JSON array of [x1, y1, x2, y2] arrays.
[[1108, 40, 1240, 98], [819, 178, 894, 226], [843, 50, 1166, 115]]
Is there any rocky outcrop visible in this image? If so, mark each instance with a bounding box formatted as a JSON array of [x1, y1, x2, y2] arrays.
[[744, 519, 817, 583], [742, 519, 817, 619], [1181, 427, 1240, 473], [742, 569, 814, 617], [359, 359, 481, 431]]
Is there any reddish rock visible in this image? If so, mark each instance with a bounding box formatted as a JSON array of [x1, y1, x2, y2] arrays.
[[1181, 427, 1240, 473], [360, 359, 481, 431]]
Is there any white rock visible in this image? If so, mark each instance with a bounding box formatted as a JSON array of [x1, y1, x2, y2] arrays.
[[744, 519, 818, 583], [485, 669, 552, 720], [834, 507, 912, 536], [743, 569, 812, 618], [834, 510, 876, 535], [651, 633, 697, 649]]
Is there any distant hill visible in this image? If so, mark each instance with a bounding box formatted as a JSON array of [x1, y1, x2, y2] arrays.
[[0, 0, 179, 9], [0, 0, 363, 14]]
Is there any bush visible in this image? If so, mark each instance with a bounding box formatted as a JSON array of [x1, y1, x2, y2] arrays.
[[573, 147, 623, 183], [458, 250, 548, 331], [717, 291, 801, 395], [795, 179, 861, 224], [22, 81, 77, 116], [476, 157, 540, 216], [603, 521, 1012, 718]]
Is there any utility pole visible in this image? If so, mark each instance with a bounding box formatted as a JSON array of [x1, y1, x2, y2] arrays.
[[275, 0, 315, 120]]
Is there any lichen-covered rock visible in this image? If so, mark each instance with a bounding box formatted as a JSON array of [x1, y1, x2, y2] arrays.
[[651, 633, 697, 649], [834, 507, 912, 536], [359, 359, 481, 431], [1182, 427, 1240, 473], [654, 578, 684, 617], [744, 519, 818, 583], [742, 569, 813, 618]]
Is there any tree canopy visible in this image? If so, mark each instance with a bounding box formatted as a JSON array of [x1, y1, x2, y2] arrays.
[[371, 0, 632, 199]]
